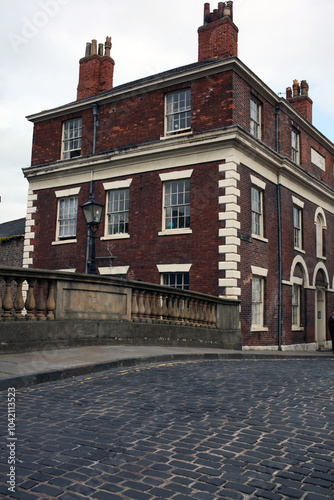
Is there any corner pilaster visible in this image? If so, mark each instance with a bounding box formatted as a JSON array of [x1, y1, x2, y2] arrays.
[[218, 161, 241, 299]]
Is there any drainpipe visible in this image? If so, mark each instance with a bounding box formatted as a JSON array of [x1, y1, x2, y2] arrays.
[[92, 103, 99, 154], [275, 105, 282, 350]]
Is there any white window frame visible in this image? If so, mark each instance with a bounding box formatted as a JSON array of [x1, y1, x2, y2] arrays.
[[53, 187, 80, 245], [62, 118, 82, 160], [292, 283, 301, 328], [165, 89, 191, 136], [251, 266, 268, 331], [102, 179, 132, 240], [314, 207, 327, 259], [250, 176, 267, 242], [252, 277, 264, 328], [291, 128, 300, 164], [159, 170, 193, 236], [250, 97, 261, 139], [106, 189, 129, 237], [293, 206, 302, 250], [251, 186, 263, 238], [157, 264, 192, 291]]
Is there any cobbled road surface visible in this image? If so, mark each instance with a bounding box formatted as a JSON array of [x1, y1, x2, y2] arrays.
[[1, 358, 334, 499]]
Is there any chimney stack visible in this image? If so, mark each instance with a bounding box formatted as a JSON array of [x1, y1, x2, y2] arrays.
[[198, 2, 238, 62], [286, 79, 312, 123], [77, 37, 115, 101]]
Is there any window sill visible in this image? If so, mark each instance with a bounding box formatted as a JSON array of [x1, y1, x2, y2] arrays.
[[158, 229, 192, 237], [292, 326, 304, 331], [101, 234, 130, 241], [316, 255, 327, 261], [160, 130, 192, 140], [251, 234, 268, 244], [52, 239, 77, 246], [294, 247, 305, 254], [250, 326, 269, 332]]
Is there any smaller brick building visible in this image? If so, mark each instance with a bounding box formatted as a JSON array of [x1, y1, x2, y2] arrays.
[[22, 2, 334, 349], [0, 218, 25, 268]]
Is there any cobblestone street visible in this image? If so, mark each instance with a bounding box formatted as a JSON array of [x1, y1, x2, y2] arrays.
[[1, 358, 334, 499]]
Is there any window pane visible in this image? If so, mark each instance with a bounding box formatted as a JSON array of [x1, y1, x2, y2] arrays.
[[252, 277, 263, 326], [162, 273, 189, 290], [107, 188, 130, 235], [166, 90, 191, 134], [63, 119, 82, 159], [164, 180, 190, 230], [58, 196, 78, 239]]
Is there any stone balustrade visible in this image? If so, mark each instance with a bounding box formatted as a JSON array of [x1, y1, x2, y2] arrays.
[[0, 267, 241, 352]]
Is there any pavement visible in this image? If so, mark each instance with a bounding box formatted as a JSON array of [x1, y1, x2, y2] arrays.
[[0, 344, 333, 391], [0, 350, 333, 500]]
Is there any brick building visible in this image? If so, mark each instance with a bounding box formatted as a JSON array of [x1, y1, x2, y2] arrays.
[[23, 2, 334, 349]]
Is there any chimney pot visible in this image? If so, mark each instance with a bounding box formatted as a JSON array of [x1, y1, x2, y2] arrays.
[[218, 2, 224, 18], [300, 80, 309, 97], [292, 79, 300, 97], [286, 87, 292, 99], [105, 36, 112, 57], [85, 42, 92, 57], [223, 2, 231, 17], [98, 43, 103, 56], [213, 8, 219, 20], [204, 3, 211, 23], [91, 39, 98, 55]]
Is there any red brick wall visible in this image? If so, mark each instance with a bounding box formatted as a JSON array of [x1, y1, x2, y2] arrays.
[[238, 164, 280, 346], [198, 17, 238, 61], [31, 162, 221, 295], [31, 72, 234, 167], [77, 55, 114, 100]]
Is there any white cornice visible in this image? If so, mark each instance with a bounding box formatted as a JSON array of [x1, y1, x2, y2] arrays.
[[23, 126, 334, 211]]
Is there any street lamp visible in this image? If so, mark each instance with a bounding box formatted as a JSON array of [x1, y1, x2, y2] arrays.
[[81, 195, 104, 274]]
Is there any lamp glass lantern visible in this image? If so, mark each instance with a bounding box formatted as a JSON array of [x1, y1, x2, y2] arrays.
[[81, 198, 104, 226], [80, 196, 104, 274]]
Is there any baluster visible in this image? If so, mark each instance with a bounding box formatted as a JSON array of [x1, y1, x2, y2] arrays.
[[46, 281, 56, 321], [144, 291, 152, 323], [150, 292, 158, 322], [202, 302, 209, 327], [156, 293, 163, 323], [179, 297, 186, 325], [3, 277, 14, 321], [25, 279, 36, 321], [199, 301, 205, 326], [138, 290, 145, 322], [188, 299, 195, 325], [194, 300, 201, 327], [162, 294, 169, 323], [167, 292, 173, 323], [14, 279, 25, 320], [183, 297, 190, 324], [35, 280, 47, 320], [131, 289, 139, 322], [173, 295, 181, 324], [211, 303, 217, 328]]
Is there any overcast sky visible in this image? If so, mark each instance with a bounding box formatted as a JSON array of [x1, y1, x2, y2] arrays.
[[1, 0, 334, 224]]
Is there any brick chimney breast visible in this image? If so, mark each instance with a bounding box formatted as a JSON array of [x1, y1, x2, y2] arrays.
[[287, 79, 313, 123], [198, 2, 238, 62], [77, 37, 115, 101]]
